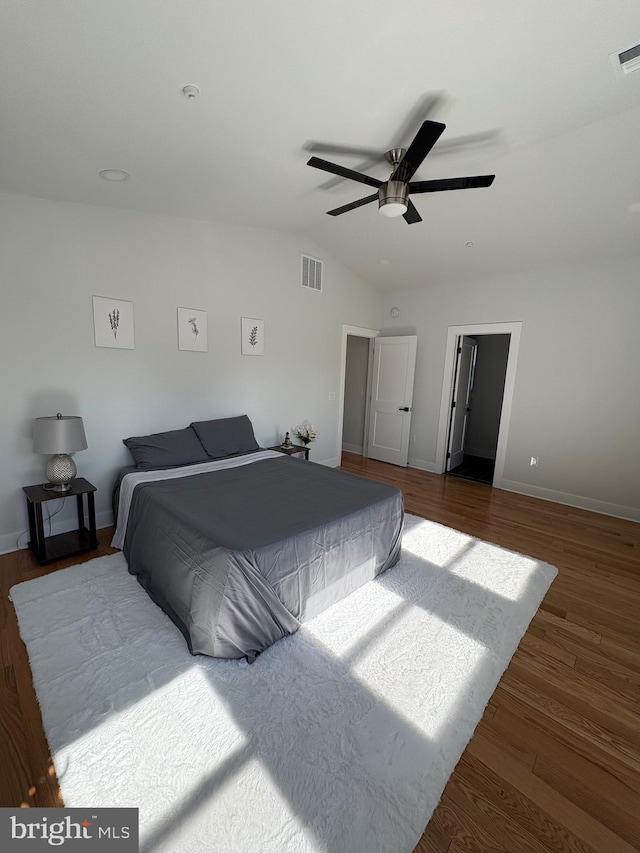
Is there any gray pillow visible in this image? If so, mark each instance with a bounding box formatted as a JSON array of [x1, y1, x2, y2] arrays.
[[123, 426, 210, 470], [191, 415, 258, 459]]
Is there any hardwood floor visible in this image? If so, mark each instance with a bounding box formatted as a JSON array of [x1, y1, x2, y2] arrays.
[[0, 528, 118, 809], [1, 456, 639, 852], [339, 453, 640, 853]]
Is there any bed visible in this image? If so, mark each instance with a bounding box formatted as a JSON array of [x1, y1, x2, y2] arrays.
[[112, 416, 404, 662]]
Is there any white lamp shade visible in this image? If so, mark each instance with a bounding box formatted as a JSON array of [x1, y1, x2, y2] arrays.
[[377, 180, 409, 218], [33, 414, 87, 454], [378, 202, 408, 218]]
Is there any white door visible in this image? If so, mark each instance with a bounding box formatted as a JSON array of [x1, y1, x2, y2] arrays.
[[367, 335, 417, 466], [446, 336, 477, 470]]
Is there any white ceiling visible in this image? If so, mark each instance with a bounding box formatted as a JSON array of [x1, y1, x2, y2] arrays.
[[2, 0, 639, 290]]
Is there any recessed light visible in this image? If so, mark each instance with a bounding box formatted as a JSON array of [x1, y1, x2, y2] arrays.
[[379, 258, 390, 265], [99, 169, 130, 182], [465, 241, 474, 248]]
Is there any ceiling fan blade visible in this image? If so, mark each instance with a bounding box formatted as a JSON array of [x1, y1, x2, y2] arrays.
[[409, 175, 495, 193], [307, 157, 383, 189], [428, 129, 500, 156], [390, 120, 446, 183], [303, 141, 384, 160], [392, 92, 444, 148], [303, 143, 386, 190], [403, 200, 422, 225], [327, 193, 379, 216], [303, 93, 444, 190], [318, 157, 385, 191]]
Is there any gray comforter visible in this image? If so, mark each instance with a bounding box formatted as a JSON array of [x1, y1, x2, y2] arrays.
[[123, 455, 403, 661]]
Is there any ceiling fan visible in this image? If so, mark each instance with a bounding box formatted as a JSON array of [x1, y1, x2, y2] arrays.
[[307, 120, 495, 225], [303, 93, 498, 191]]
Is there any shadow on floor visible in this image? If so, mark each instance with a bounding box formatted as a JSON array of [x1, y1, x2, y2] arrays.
[[447, 455, 494, 485]]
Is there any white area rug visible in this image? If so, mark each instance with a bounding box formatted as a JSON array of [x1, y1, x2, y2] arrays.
[[11, 514, 557, 853]]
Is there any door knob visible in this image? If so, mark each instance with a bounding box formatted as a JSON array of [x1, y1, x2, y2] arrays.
[[398, 406, 411, 412]]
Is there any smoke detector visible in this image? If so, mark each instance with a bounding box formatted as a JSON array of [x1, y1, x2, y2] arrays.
[[182, 85, 201, 99]]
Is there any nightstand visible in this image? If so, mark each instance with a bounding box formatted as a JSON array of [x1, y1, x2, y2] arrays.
[[23, 477, 98, 565], [268, 443, 310, 461]]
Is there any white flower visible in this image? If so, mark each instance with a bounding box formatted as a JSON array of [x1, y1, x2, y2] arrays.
[[294, 421, 318, 442]]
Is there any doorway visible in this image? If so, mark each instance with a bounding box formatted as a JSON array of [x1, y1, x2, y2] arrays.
[[342, 334, 371, 456], [336, 325, 378, 465], [435, 321, 522, 488], [336, 325, 417, 467], [446, 334, 510, 485]]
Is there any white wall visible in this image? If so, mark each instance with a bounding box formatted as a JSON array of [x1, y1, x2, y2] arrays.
[[381, 257, 640, 520], [0, 192, 383, 552], [342, 335, 369, 453]]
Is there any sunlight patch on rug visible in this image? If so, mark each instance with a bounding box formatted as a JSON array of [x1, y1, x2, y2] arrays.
[[305, 583, 407, 659], [11, 513, 557, 853], [401, 521, 474, 568], [351, 615, 487, 740], [449, 541, 543, 602]]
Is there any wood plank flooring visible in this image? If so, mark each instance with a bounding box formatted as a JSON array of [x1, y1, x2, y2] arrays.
[[1, 455, 639, 853], [0, 528, 118, 808], [339, 453, 640, 853]]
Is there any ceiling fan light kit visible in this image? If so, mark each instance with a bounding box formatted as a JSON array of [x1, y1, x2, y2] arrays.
[[378, 180, 409, 217], [307, 120, 495, 225]]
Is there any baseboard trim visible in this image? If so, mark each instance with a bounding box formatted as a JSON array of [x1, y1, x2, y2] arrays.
[[0, 509, 115, 557], [500, 479, 640, 523], [341, 443, 364, 455], [319, 457, 340, 468], [408, 457, 437, 473], [0, 530, 27, 556]]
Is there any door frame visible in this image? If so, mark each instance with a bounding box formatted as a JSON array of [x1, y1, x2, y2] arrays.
[[336, 324, 379, 465], [435, 321, 522, 486]]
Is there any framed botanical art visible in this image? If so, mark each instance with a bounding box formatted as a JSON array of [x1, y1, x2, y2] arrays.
[[241, 317, 265, 356], [93, 296, 135, 349], [177, 307, 208, 352]]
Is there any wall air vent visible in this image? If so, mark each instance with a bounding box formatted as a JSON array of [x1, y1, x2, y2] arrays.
[[301, 254, 323, 291], [610, 41, 640, 76]]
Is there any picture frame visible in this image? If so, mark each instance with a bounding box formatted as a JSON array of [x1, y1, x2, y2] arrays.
[[93, 296, 135, 349], [241, 317, 265, 356], [177, 307, 208, 352]]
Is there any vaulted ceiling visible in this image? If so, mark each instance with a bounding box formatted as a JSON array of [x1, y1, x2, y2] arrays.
[[1, 1, 639, 290]]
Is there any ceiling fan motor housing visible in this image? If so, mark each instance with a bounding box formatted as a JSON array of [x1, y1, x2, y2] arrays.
[[378, 180, 409, 216]]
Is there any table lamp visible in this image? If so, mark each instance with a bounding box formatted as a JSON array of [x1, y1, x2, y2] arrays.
[[33, 413, 88, 492]]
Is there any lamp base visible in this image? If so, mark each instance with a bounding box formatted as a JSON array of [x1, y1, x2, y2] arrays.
[[46, 453, 77, 491]]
